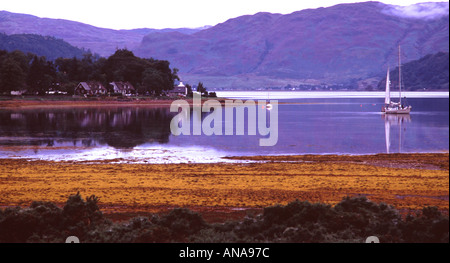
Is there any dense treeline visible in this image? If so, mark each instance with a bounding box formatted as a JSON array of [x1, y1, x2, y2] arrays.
[[0, 48, 179, 95], [0, 33, 87, 60], [378, 52, 449, 91], [0, 193, 448, 243]]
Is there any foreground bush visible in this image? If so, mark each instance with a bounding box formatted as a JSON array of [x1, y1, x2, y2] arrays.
[[0, 194, 448, 243], [0, 192, 104, 242]]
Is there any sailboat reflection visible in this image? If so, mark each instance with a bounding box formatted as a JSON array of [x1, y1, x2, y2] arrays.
[[383, 114, 411, 153]]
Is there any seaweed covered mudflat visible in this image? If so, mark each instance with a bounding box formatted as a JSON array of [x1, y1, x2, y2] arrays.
[[0, 153, 448, 222], [0, 153, 448, 243]]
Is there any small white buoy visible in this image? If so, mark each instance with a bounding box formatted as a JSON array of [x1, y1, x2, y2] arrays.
[[266, 104, 273, 110]]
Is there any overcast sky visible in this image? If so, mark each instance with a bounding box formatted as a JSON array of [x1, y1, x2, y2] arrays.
[[1, 0, 448, 29]]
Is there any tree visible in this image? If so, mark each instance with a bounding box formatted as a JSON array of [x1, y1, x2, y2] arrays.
[[144, 59, 179, 92], [171, 67, 180, 84], [197, 82, 207, 95], [103, 49, 145, 86], [1, 48, 180, 96], [0, 50, 30, 94], [103, 49, 179, 95], [0, 57, 27, 93], [27, 56, 57, 95], [141, 68, 165, 95], [185, 83, 193, 97]]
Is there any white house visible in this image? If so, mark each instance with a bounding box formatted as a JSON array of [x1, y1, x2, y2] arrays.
[[167, 82, 187, 97]]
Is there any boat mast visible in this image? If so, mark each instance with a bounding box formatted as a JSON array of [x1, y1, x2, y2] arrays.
[[398, 45, 402, 105], [385, 66, 390, 105]]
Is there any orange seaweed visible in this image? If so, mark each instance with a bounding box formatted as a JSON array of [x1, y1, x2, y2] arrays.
[[0, 154, 448, 218]]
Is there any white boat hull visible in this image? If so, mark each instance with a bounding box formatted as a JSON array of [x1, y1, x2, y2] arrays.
[[384, 105, 412, 114]]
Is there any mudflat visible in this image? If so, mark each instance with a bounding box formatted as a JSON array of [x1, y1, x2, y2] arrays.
[[0, 153, 448, 222]]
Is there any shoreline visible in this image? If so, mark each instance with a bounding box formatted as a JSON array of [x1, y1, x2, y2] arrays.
[[224, 152, 450, 169], [0, 97, 187, 109], [1, 91, 448, 109], [1, 147, 449, 165], [0, 152, 448, 222]]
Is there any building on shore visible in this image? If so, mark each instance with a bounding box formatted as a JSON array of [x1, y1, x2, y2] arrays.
[[74, 81, 107, 96], [167, 82, 187, 97], [109, 81, 136, 96]]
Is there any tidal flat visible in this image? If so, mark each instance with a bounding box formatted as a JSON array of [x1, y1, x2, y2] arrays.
[[0, 153, 448, 222]]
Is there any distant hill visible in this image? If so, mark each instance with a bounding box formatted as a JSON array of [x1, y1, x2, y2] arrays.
[[135, 2, 449, 89], [1, 2, 448, 89], [0, 11, 205, 57], [0, 33, 86, 60], [125, 26, 211, 36], [378, 52, 449, 91]]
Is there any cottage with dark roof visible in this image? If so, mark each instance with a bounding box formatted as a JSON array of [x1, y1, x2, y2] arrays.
[[75, 81, 107, 96], [109, 81, 135, 96]]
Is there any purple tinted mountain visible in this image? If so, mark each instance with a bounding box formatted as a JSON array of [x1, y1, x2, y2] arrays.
[[0, 11, 204, 57], [1, 2, 448, 89], [135, 2, 449, 88], [378, 52, 449, 91], [0, 33, 86, 60]]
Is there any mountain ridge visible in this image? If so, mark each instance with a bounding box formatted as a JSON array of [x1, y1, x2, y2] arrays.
[[0, 10, 206, 57], [135, 1, 449, 88], [1, 2, 449, 89]]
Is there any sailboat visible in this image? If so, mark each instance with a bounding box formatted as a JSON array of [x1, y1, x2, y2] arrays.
[[382, 46, 412, 114]]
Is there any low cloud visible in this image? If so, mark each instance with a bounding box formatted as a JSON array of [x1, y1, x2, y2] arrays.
[[382, 2, 449, 20]]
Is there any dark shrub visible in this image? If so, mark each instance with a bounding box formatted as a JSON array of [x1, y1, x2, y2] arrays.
[[0, 194, 448, 243], [0, 201, 65, 242], [430, 218, 449, 243], [263, 200, 334, 228], [154, 208, 207, 239], [400, 207, 449, 243], [335, 196, 380, 214], [422, 206, 441, 220], [0, 193, 106, 242], [0, 207, 39, 242], [63, 192, 102, 226]]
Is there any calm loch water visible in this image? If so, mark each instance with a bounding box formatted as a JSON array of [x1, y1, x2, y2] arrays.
[[0, 92, 448, 163]]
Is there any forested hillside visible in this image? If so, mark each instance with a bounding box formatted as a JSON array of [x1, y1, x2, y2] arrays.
[[0, 33, 87, 60], [378, 52, 449, 91]]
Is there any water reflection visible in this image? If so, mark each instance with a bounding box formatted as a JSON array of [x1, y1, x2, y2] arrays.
[[383, 114, 411, 154], [0, 107, 176, 149], [0, 97, 448, 161]]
